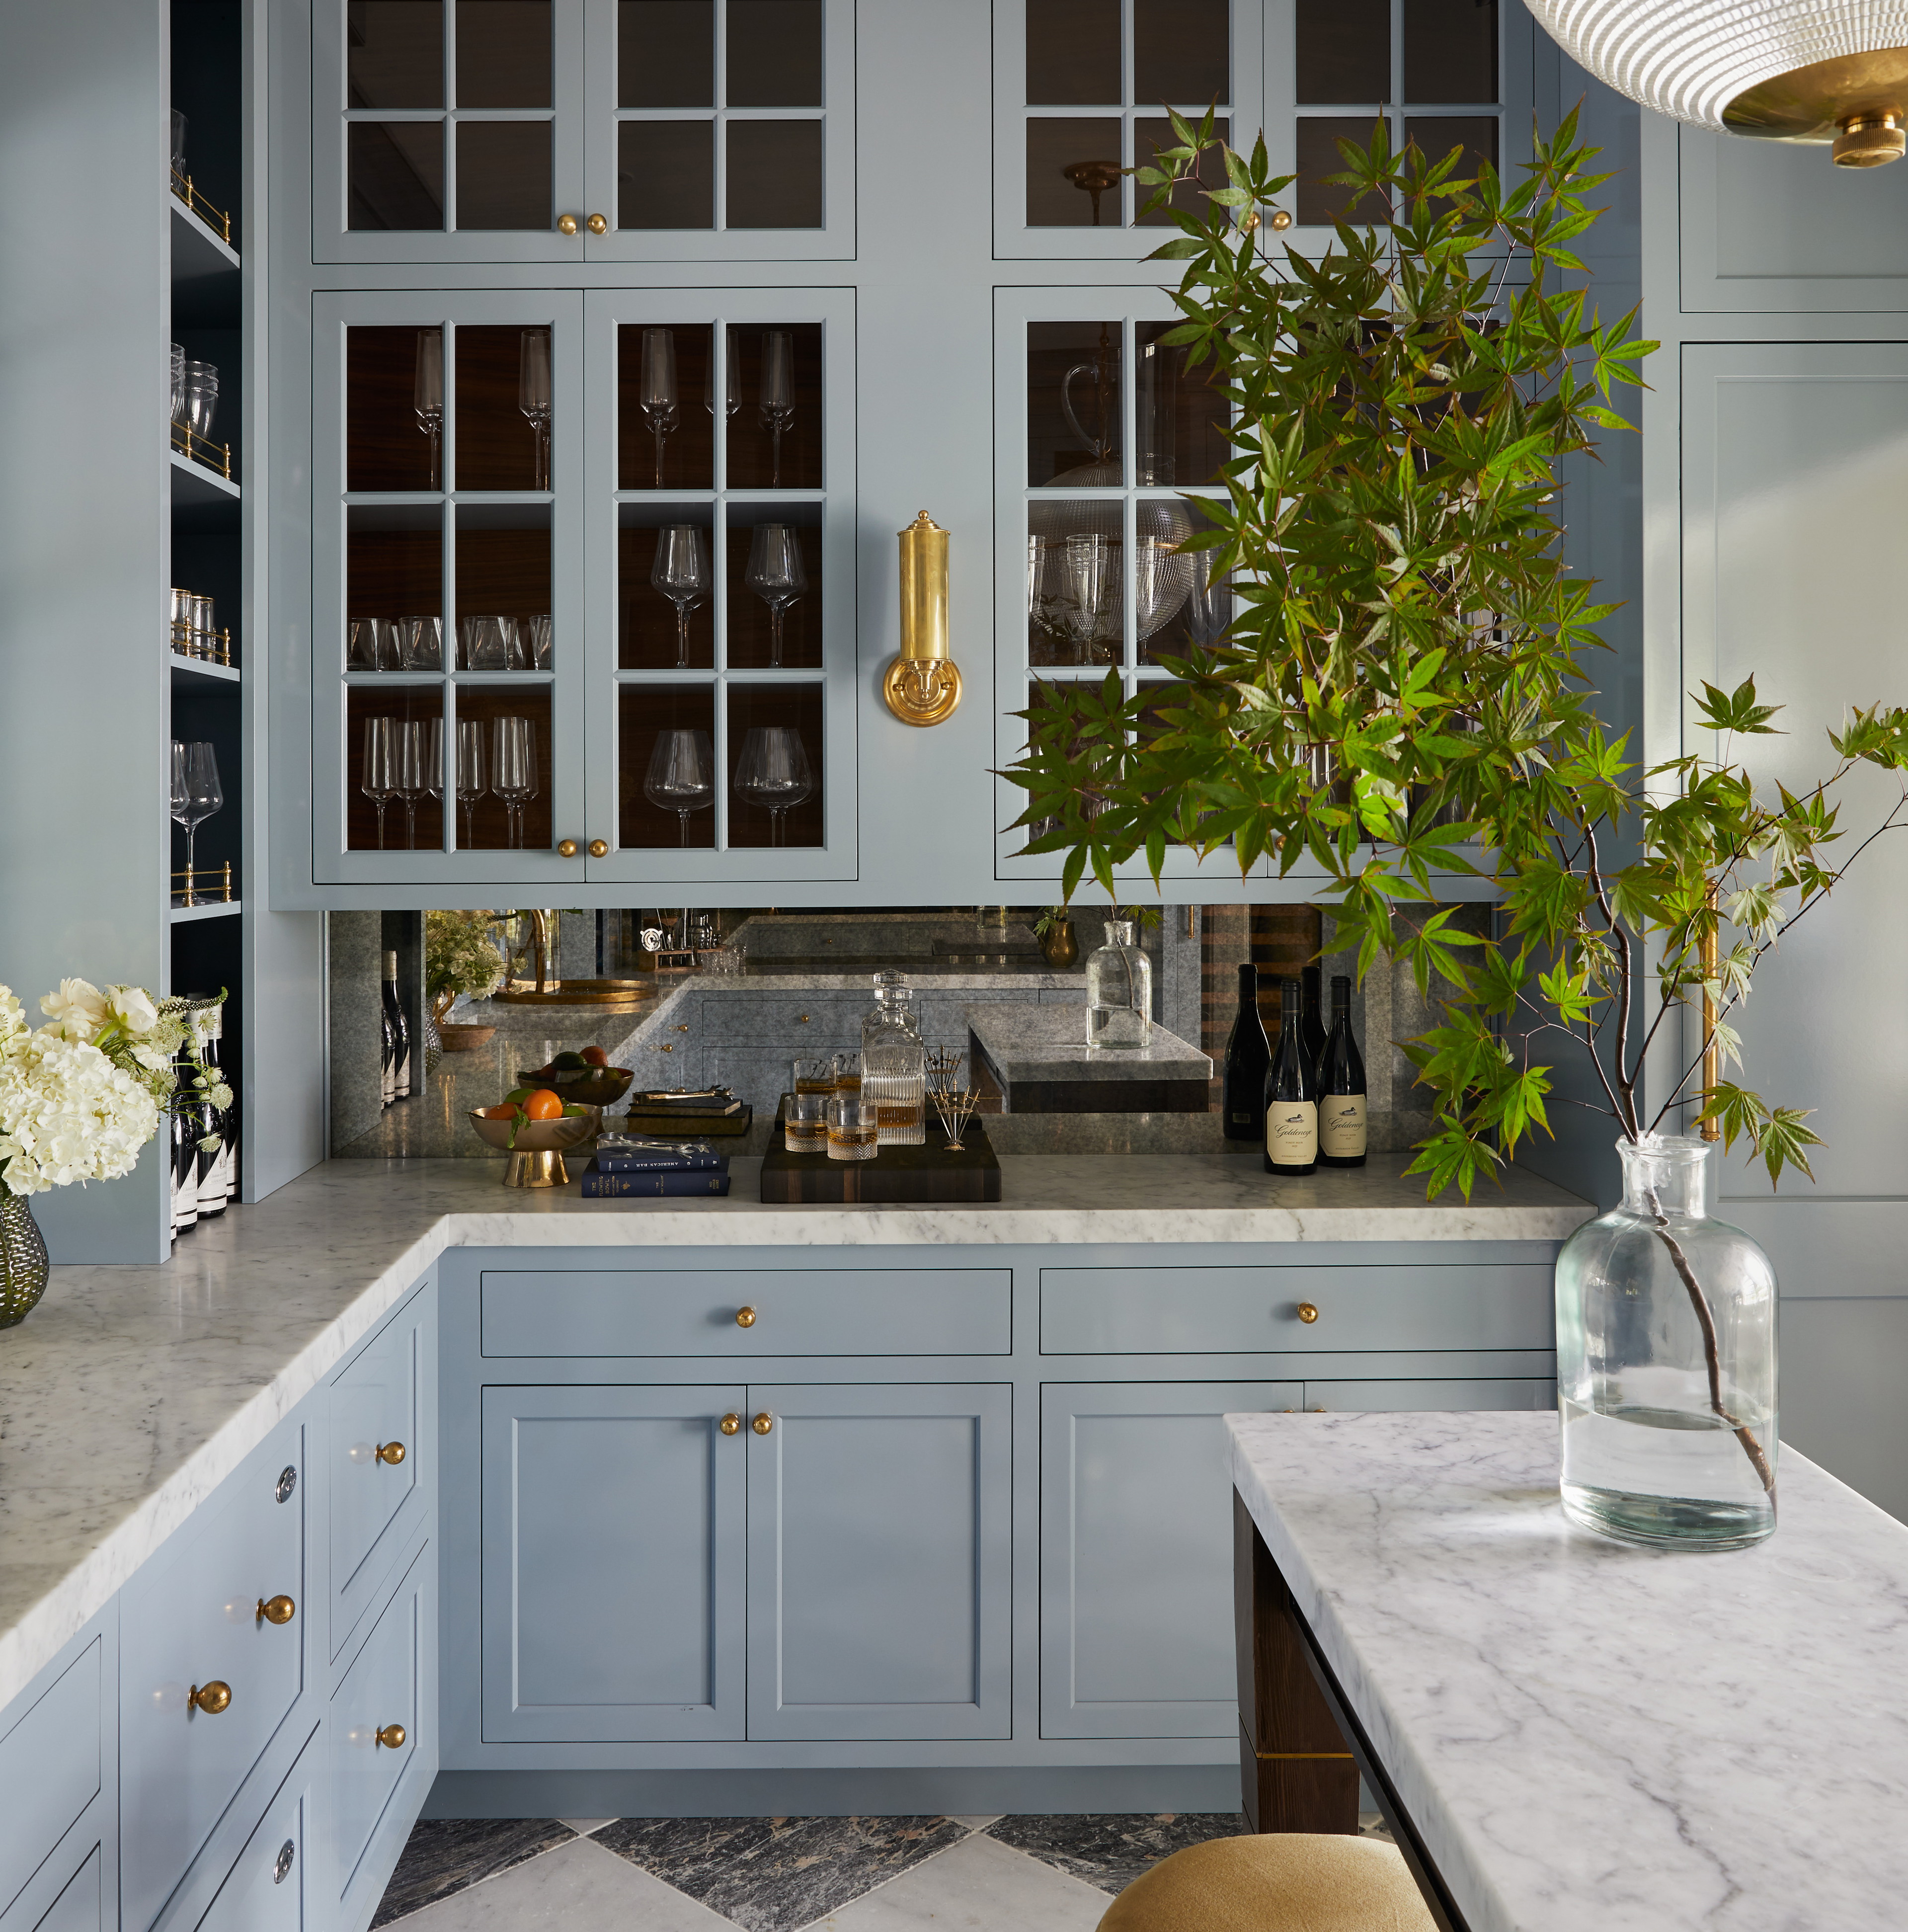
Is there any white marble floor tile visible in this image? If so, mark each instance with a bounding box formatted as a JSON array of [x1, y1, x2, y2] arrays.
[[397, 1838, 733, 1930], [558, 1818, 615, 1838], [803, 1834, 1109, 1932]]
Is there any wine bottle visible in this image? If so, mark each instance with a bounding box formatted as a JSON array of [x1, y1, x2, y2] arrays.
[[1221, 962, 1270, 1142], [1317, 973, 1368, 1168], [170, 1053, 198, 1234], [1263, 976, 1318, 1177], [1301, 964, 1329, 1086], [201, 1002, 238, 1202], [382, 950, 410, 1103]]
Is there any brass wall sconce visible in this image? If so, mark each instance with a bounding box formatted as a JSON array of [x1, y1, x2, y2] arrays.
[[883, 510, 962, 727]]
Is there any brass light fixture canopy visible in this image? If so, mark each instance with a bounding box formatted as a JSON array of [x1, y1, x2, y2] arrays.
[[883, 511, 962, 726], [1723, 47, 1908, 164]]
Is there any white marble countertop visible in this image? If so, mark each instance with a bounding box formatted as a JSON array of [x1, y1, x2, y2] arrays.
[[1228, 1410, 1908, 1932], [0, 1154, 1586, 1719], [965, 1001, 1213, 1081]]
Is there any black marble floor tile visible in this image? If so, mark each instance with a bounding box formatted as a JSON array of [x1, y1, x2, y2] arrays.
[[984, 1812, 1251, 1895], [594, 1814, 970, 1932], [371, 1817, 577, 1926]]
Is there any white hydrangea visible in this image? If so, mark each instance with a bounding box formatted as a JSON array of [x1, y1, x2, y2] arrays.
[[0, 1028, 160, 1195]]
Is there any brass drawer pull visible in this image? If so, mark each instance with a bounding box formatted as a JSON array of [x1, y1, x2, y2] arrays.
[[557, 838, 579, 857], [659, 1043, 674, 1052], [585, 212, 608, 235], [376, 1441, 407, 1465], [752, 1412, 774, 1435], [557, 213, 580, 236], [257, 1594, 297, 1625], [1296, 1302, 1319, 1324], [588, 839, 608, 858], [735, 1305, 756, 1328], [376, 1723, 407, 1750], [719, 1413, 741, 1435], [187, 1681, 232, 1715]]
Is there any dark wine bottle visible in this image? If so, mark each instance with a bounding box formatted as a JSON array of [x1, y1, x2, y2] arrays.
[[200, 1002, 238, 1202], [170, 1051, 198, 1235], [1220, 962, 1270, 1142], [1263, 976, 1319, 1177], [1317, 973, 1368, 1168], [382, 949, 410, 1104], [1301, 964, 1329, 1087]]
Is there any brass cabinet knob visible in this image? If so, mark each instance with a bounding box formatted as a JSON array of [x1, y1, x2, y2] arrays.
[[557, 213, 579, 236], [1270, 208, 1292, 231], [659, 1043, 673, 1052], [735, 1305, 757, 1328], [376, 1441, 406, 1465], [719, 1412, 741, 1435], [1296, 1302, 1319, 1324], [376, 1723, 407, 1750], [588, 839, 608, 858], [187, 1681, 232, 1715], [586, 212, 608, 235], [557, 838, 579, 857], [752, 1412, 774, 1435], [796, 1014, 810, 1024], [256, 1595, 297, 1625]]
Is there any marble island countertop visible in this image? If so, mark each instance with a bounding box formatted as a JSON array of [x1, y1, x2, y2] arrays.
[[0, 1153, 1588, 1719], [964, 1001, 1213, 1083], [1229, 1410, 1908, 1932]]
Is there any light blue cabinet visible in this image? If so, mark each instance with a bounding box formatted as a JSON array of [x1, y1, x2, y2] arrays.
[[26, 1853, 100, 1932], [194, 1738, 317, 1932]]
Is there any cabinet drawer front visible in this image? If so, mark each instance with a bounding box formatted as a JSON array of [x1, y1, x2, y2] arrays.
[[1040, 1265, 1555, 1355], [699, 996, 861, 1046], [481, 1269, 1012, 1357], [195, 1741, 315, 1932], [23, 1845, 98, 1932], [327, 1544, 427, 1904], [330, 1303, 422, 1653], [121, 1420, 306, 1932], [0, 1642, 100, 1919]]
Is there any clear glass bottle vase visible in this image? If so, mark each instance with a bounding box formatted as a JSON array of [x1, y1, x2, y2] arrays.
[[1085, 920, 1151, 1048], [1556, 1135, 1778, 1550]]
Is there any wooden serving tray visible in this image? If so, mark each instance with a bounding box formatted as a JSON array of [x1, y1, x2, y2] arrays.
[[759, 1113, 1002, 1203]]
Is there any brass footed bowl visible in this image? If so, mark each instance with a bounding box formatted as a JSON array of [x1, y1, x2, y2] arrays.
[[467, 1107, 601, 1187]]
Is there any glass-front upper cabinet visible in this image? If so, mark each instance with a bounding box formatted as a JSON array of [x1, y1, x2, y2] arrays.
[[994, 0, 1265, 258], [314, 0, 854, 263], [309, 288, 854, 888]]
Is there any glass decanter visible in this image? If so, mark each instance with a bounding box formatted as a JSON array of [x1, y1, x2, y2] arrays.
[[859, 970, 926, 1145], [1556, 1134, 1778, 1550], [1085, 920, 1151, 1048]]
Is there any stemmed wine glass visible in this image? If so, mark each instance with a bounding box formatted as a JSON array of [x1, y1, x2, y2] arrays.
[[455, 720, 487, 848], [759, 331, 795, 486], [394, 720, 427, 850], [170, 739, 223, 901], [421, 718, 445, 843], [639, 327, 679, 488], [706, 324, 739, 422], [1060, 532, 1120, 663], [360, 717, 397, 850], [643, 728, 716, 846], [492, 716, 538, 850], [745, 524, 807, 667], [734, 724, 814, 847], [415, 330, 444, 490], [518, 329, 552, 490], [650, 525, 709, 669]]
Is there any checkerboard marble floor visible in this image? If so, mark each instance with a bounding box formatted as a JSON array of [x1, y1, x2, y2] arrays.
[[372, 1812, 1397, 1930]]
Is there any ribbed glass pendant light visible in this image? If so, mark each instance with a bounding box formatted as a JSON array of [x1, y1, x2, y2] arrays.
[[1525, 1, 1908, 165]]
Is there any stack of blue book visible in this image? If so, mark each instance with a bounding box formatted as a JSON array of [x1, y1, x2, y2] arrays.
[[579, 1134, 731, 1199]]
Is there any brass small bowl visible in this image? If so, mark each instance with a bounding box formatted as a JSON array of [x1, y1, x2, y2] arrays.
[[468, 1107, 600, 1187], [514, 1065, 636, 1108]]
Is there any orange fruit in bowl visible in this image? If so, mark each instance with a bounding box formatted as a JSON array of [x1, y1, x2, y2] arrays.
[[482, 1102, 520, 1120], [521, 1088, 563, 1121]]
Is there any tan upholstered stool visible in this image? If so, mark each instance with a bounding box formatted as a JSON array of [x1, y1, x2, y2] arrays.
[[1097, 1833, 1437, 1932]]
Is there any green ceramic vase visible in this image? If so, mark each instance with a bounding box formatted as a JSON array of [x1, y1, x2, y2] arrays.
[[0, 1186, 49, 1329]]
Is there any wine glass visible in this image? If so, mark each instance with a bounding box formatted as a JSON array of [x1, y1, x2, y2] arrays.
[[415, 330, 444, 490], [639, 327, 679, 487], [360, 717, 397, 850], [734, 724, 814, 847], [1060, 532, 1120, 663], [706, 324, 739, 421], [759, 330, 795, 486], [394, 720, 426, 850], [455, 719, 487, 848], [422, 717, 445, 839], [173, 740, 223, 900], [643, 728, 715, 846], [650, 525, 709, 669], [519, 329, 552, 489], [744, 524, 807, 668], [492, 715, 538, 850]]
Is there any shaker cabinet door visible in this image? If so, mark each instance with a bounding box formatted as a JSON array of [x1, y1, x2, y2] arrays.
[[479, 1385, 747, 1741], [744, 1383, 1012, 1741]]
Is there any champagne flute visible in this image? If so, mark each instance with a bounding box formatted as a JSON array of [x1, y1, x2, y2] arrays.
[[422, 717, 445, 843], [395, 719, 426, 850], [1061, 532, 1120, 664], [414, 329, 444, 490], [639, 327, 679, 488], [650, 525, 709, 669], [518, 329, 552, 489], [705, 324, 739, 421], [759, 330, 794, 486], [734, 724, 814, 847], [744, 523, 807, 668], [360, 717, 397, 850], [455, 719, 487, 848], [642, 728, 715, 846], [492, 715, 538, 850]]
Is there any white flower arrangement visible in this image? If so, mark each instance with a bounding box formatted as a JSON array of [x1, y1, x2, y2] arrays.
[[0, 978, 195, 1197]]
